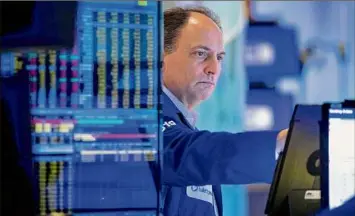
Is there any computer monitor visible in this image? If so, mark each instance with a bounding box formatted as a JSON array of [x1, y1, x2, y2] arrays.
[[264, 105, 322, 216], [320, 101, 355, 210], [0, 1, 162, 215], [0, 1, 77, 51]]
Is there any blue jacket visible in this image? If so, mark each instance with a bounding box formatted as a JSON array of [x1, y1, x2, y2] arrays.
[[316, 197, 355, 216], [162, 92, 279, 216]]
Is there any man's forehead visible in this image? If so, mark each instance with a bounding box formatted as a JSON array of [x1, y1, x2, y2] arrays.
[[183, 29, 224, 52], [188, 15, 200, 25], [188, 12, 219, 29], [188, 44, 225, 54], [181, 26, 224, 53], [174, 12, 224, 53]]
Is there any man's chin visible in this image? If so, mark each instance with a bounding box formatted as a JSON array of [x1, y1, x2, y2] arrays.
[[199, 91, 213, 101]]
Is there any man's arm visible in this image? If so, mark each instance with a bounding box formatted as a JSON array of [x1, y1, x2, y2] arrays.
[[163, 116, 279, 187]]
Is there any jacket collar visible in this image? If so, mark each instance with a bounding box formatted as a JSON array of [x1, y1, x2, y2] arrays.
[[162, 91, 196, 130]]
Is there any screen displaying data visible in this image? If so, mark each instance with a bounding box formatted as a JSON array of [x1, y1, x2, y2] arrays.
[[328, 107, 355, 209], [1, 1, 161, 216]]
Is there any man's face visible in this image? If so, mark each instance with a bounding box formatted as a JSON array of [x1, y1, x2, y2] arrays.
[[163, 12, 225, 109]]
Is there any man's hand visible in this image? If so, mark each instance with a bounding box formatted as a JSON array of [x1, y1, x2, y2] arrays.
[[276, 128, 288, 159]]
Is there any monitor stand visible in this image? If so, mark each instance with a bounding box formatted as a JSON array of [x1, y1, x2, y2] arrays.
[[268, 189, 321, 216]]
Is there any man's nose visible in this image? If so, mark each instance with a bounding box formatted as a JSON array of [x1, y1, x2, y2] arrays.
[[204, 58, 220, 75]]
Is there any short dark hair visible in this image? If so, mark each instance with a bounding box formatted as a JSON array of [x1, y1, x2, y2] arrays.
[[164, 6, 222, 54]]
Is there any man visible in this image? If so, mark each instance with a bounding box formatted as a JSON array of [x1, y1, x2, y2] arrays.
[[162, 6, 287, 216]]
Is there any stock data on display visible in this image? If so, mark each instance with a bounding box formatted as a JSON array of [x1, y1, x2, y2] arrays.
[[1, 1, 161, 215]]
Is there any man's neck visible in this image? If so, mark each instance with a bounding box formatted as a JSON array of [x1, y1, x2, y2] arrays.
[[164, 86, 198, 110], [180, 95, 197, 111], [163, 83, 194, 111], [163, 85, 199, 127]]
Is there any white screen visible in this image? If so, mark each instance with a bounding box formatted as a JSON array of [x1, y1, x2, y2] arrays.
[[328, 108, 355, 209]]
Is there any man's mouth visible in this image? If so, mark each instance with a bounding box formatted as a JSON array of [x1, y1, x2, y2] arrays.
[[198, 81, 214, 85]]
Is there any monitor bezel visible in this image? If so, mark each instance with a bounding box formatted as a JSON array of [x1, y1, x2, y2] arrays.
[[264, 105, 298, 214], [320, 103, 330, 209]]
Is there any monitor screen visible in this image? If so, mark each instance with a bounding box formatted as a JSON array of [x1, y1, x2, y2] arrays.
[[327, 106, 355, 209], [0, 1, 162, 215]]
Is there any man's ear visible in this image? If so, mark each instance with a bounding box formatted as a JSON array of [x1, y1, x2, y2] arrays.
[[161, 61, 166, 74]]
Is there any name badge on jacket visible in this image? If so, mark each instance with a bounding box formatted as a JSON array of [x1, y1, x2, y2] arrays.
[[186, 185, 214, 205]]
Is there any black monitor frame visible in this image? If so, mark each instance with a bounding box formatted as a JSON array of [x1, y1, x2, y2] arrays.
[[264, 106, 298, 215], [320, 103, 331, 210]]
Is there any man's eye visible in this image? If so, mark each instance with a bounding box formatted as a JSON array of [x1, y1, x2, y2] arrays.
[[217, 55, 224, 61], [195, 51, 207, 58]]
